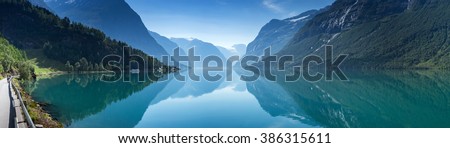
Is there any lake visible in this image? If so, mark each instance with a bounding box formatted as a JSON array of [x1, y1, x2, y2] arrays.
[[24, 70, 450, 128]]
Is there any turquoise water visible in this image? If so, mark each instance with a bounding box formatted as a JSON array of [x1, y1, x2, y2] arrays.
[[25, 70, 450, 128]]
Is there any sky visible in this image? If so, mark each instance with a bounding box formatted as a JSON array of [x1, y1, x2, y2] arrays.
[[125, 0, 334, 49]]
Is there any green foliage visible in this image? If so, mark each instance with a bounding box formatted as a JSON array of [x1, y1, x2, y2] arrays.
[[0, 0, 169, 71], [0, 36, 35, 80], [65, 61, 73, 72], [18, 61, 35, 80], [94, 63, 100, 71], [280, 0, 450, 69], [0, 37, 23, 73], [74, 62, 81, 71], [79, 58, 89, 71]]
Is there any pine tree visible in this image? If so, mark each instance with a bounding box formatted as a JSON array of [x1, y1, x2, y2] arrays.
[[65, 61, 72, 71], [74, 62, 81, 72]]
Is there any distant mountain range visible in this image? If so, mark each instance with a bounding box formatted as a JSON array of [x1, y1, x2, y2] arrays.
[[272, 0, 450, 69], [44, 0, 168, 58], [246, 10, 320, 56], [148, 31, 186, 56], [216, 44, 246, 59], [171, 38, 226, 61]]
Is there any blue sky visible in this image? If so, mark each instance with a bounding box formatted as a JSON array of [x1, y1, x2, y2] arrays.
[[125, 0, 334, 48]]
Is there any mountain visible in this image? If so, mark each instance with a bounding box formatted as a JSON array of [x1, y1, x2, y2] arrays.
[[28, 0, 52, 11], [148, 31, 186, 56], [216, 46, 234, 59], [216, 44, 246, 59], [44, 0, 168, 58], [170, 38, 226, 61], [246, 10, 319, 56], [0, 0, 168, 71], [277, 0, 450, 69], [231, 44, 247, 56]]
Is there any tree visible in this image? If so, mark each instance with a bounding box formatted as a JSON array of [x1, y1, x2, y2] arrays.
[[2, 56, 14, 72], [65, 61, 73, 72], [79, 57, 89, 71], [74, 62, 81, 72], [0, 1, 172, 73], [61, 17, 71, 28], [18, 61, 34, 80], [94, 63, 99, 71], [88, 62, 93, 71], [0, 64, 3, 73], [42, 41, 52, 54]]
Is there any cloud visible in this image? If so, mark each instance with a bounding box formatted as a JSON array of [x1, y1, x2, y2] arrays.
[[262, 0, 283, 13]]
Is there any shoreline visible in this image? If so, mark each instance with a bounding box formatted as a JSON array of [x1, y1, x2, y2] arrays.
[[18, 70, 174, 128], [12, 68, 447, 128], [12, 79, 63, 128]]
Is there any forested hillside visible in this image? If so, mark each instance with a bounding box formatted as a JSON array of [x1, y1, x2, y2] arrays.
[[0, 0, 169, 72], [0, 36, 34, 79]]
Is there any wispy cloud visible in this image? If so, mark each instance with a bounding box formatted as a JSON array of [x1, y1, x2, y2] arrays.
[[262, 0, 283, 13]]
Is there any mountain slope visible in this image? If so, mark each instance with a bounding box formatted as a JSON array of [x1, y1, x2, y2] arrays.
[[0, 0, 168, 71], [216, 46, 235, 59], [170, 38, 226, 61], [28, 0, 52, 11], [148, 31, 186, 56], [278, 0, 450, 69], [231, 44, 247, 56], [216, 45, 246, 59], [0, 36, 35, 79], [45, 0, 168, 58], [246, 10, 319, 56]]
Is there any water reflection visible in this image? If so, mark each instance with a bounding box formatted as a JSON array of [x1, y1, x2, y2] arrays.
[[26, 70, 450, 128], [26, 74, 164, 127], [272, 70, 450, 127], [246, 77, 320, 126]]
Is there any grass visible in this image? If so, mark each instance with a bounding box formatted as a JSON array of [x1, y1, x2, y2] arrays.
[[34, 66, 55, 75], [12, 79, 63, 128], [24, 48, 67, 77], [24, 48, 66, 71]]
